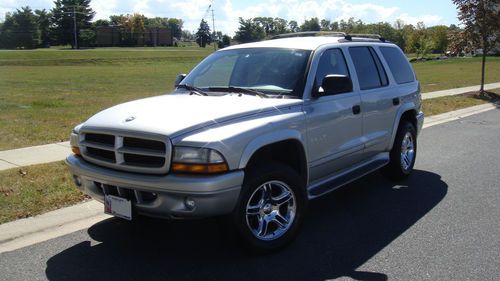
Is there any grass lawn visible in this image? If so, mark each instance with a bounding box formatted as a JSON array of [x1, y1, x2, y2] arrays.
[[414, 56, 500, 93], [422, 92, 495, 116], [0, 47, 499, 150], [0, 161, 87, 224], [0, 47, 212, 150]]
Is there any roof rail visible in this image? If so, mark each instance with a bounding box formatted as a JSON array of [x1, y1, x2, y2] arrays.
[[345, 33, 386, 42], [271, 31, 386, 42], [271, 31, 346, 39]]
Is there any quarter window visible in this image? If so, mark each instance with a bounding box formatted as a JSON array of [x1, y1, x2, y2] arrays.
[[380, 47, 415, 84]]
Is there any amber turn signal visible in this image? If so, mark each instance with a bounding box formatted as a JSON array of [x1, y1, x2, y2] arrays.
[[71, 146, 81, 156], [171, 162, 228, 174]]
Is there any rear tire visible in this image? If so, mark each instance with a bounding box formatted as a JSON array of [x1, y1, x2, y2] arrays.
[[233, 162, 307, 253], [382, 121, 417, 180]]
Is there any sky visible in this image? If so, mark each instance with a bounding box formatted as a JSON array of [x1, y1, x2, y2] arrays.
[[0, 0, 460, 35]]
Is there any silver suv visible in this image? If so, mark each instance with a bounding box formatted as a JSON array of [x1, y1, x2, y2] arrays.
[[67, 32, 424, 251]]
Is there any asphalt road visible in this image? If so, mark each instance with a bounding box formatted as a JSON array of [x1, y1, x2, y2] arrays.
[[1, 109, 499, 281]]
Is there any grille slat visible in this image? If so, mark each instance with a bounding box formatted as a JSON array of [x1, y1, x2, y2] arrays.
[[81, 141, 115, 151], [117, 147, 165, 157], [80, 131, 170, 174]]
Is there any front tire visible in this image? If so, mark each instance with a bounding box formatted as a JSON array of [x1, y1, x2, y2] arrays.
[[383, 121, 417, 180], [233, 162, 307, 252]]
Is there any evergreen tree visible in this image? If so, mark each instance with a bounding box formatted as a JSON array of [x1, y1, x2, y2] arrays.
[[35, 9, 51, 47], [51, 0, 95, 48], [196, 19, 211, 47], [234, 18, 265, 43], [0, 7, 40, 49]]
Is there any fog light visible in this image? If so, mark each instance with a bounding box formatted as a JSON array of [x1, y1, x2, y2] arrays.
[[73, 175, 82, 187], [184, 197, 195, 210]]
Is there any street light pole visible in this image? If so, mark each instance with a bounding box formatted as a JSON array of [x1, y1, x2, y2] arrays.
[[211, 7, 216, 51], [72, 6, 78, 49]]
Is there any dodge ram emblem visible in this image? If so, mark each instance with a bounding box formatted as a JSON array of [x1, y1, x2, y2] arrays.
[[125, 116, 135, 122]]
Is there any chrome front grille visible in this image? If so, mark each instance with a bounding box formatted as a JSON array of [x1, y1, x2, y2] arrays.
[[79, 130, 171, 174]]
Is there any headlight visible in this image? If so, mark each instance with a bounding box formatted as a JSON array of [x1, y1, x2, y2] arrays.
[[172, 147, 228, 174]]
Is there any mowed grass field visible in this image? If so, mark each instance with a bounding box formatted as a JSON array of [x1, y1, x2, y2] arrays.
[[0, 47, 499, 151], [0, 47, 212, 150]]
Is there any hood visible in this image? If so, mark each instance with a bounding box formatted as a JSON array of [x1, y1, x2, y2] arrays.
[[82, 94, 302, 137]]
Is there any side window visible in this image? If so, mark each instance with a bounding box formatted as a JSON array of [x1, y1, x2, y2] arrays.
[[380, 46, 415, 84], [369, 48, 388, 86], [315, 48, 350, 87], [349, 47, 387, 90]]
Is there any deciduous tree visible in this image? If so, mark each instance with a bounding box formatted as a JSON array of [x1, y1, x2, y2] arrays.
[[452, 0, 500, 95]]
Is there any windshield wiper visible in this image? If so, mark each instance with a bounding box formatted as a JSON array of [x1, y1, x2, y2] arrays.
[[208, 86, 269, 98], [177, 84, 209, 96]]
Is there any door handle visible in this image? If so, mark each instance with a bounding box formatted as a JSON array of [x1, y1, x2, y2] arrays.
[[393, 97, 400, 106], [352, 105, 361, 115]]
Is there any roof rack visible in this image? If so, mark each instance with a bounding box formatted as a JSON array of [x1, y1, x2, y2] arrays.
[[271, 31, 346, 39], [271, 31, 386, 42], [345, 33, 386, 42]]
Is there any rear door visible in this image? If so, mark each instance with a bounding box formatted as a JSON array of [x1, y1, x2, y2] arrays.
[[348, 46, 399, 157]]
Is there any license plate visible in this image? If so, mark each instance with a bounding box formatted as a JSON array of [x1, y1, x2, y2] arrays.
[[104, 195, 132, 220]]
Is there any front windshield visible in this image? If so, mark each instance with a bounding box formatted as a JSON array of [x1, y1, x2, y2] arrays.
[[179, 48, 311, 97]]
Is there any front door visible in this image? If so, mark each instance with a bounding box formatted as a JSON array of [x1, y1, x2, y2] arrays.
[[305, 48, 364, 183]]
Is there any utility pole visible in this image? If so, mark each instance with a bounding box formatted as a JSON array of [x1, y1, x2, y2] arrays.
[[72, 6, 78, 49], [211, 7, 216, 51]]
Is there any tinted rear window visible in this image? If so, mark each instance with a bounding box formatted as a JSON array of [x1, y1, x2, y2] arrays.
[[349, 47, 385, 90], [380, 47, 415, 84]]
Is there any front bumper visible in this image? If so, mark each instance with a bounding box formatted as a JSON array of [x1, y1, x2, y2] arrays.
[[66, 155, 243, 219], [416, 111, 424, 135]]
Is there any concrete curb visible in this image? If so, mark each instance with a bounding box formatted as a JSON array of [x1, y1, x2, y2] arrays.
[[0, 200, 109, 253], [423, 102, 499, 129]]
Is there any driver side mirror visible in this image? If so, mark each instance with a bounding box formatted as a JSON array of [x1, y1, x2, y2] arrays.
[[313, 74, 352, 98], [174, 73, 186, 87]]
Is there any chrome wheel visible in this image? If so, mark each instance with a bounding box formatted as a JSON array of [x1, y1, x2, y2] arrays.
[[400, 131, 415, 171], [245, 180, 296, 241]]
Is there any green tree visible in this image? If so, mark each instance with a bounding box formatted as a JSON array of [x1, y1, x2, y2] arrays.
[[119, 13, 146, 46], [167, 18, 183, 39], [35, 9, 51, 47], [288, 20, 298, 33], [218, 34, 230, 48], [273, 17, 289, 34], [428, 25, 449, 53], [320, 19, 331, 31], [405, 22, 428, 54], [51, 0, 95, 48], [233, 18, 265, 43], [92, 19, 110, 27], [452, 0, 500, 95], [252, 17, 289, 36], [0, 7, 40, 49], [330, 21, 339, 31], [300, 17, 320, 31], [196, 19, 211, 47]]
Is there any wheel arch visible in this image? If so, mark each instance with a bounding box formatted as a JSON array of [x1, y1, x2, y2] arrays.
[[389, 104, 418, 151], [239, 131, 308, 185]]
